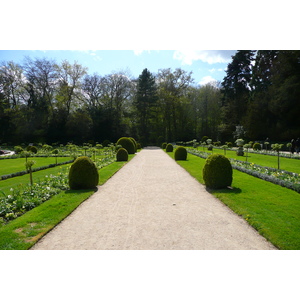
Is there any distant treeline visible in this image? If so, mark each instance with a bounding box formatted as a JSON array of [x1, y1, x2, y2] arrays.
[[0, 50, 299, 145]]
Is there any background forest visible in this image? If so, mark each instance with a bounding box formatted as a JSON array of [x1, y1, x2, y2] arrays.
[[0, 50, 299, 146]]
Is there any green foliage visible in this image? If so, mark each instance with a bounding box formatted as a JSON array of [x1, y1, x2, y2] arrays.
[[68, 156, 99, 190], [116, 137, 135, 154], [14, 146, 23, 154], [116, 148, 128, 161], [203, 154, 233, 189], [174, 146, 187, 161], [129, 137, 137, 152], [253, 142, 261, 150], [162, 142, 167, 149], [166, 143, 173, 152]]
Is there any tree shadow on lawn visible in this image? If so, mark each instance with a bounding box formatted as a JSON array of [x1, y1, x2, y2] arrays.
[[205, 186, 242, 194]]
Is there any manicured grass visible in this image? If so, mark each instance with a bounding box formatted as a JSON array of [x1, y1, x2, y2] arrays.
[[0, 156, 73, 177], [0, 155, 135, 250], [195, 147, 300, 174], [168, 151, 300, 250], [0, 165, 71, 195]]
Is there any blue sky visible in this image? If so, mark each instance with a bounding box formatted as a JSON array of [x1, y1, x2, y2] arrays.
[[0, 50, 236, 86]]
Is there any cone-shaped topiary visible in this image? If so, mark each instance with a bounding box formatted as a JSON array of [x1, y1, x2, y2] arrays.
[[116, 137, 135, 154], [202, 154, 232, 189], [116, 147, 128, 161], [166, 143, 173, 152], [69, 156, 99, 190], [174, 146, 187, 160]]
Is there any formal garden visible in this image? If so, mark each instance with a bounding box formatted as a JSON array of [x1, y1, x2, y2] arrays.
[[164, 139, 300, 250], [0, 138, 138, 249]]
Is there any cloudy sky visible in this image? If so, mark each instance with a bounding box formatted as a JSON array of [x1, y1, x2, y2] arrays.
[[0, 50, 236, 86]]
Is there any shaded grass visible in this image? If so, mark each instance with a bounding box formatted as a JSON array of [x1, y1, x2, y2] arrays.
[[0, 154, 135, 250], [168, 152, 300, 250]]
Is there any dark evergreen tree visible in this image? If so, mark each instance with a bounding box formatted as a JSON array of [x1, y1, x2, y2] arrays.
[[221, 50, 256, 137], [134, 68, 158, 144]]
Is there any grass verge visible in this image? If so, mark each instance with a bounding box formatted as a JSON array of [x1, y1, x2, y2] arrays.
[[0, 154, 135, 250], [168, 151, 300, 250]]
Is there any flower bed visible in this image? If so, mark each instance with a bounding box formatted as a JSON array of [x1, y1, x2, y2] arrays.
[[187, 148, 300, 193]]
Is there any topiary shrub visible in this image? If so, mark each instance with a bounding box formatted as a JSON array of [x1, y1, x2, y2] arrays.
[[116, 137, 135, 154], [174, 146, 187, 160], [29, 146, 38, 154], [202, 154, 232, 189], [129, 137, 137, 152], [253, 142, 261, 150], [162, 142, 167, 149], [14, 146, 23, 154], [69, 156, 99, 190], [116, 147, 128, 161], [166, 143, 173, 152]]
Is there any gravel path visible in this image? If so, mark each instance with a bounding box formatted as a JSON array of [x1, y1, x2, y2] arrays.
[[32, 148, 276, 250]]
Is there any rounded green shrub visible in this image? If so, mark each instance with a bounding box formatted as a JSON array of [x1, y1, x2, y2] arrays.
[[14, 146, 23, 154], [129, 137, 137, 152], [69, 156, 99, 190], [202, 154, 232, 189], [166, 143, 173, 152], [174, 146, 187, 160], [116, 148, 128, 161], [116, 137, 135, 154], [253, 142, 261, 150], [162, 142, 167, 149], [29, 146, 38, 154]]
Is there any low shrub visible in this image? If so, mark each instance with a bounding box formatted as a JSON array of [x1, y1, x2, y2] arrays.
[[253, 142, 261, 150], [68, 156, 99, 189], [116, 137, 135, 154], [174, 146, 187, 160], [202, 154, 232, 189], [116, 148, 128, 161], [166, 143, 173, 152], [14, 146, 23, 154], [162, 142, 167, 149]]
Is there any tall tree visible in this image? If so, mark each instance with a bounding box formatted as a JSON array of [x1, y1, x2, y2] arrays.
[[221, 50, 256, 137], [134, 68, 158, 144]]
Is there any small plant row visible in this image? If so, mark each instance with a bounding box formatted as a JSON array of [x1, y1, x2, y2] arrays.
[[0, 159, 74, 181], [0, 172, 69, 223], [187, 148, 300, 193]]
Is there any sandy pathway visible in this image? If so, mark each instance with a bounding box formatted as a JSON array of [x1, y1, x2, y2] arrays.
[[32, 148, 276, 250]]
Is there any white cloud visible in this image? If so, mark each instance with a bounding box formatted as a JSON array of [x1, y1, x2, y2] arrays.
[[209, 68, 224, 73], [199, 75, 217, 86], [133, 50, 144, 56], [173, 50, 236, 65]]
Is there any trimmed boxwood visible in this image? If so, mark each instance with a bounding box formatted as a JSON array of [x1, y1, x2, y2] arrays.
[[116, 148, 128, 161], [175, 146, 187, 160], [166, 143, 173, 152], [202, 154, 232, 189], [162, 142, 167, 149], [68, 156, 99, 190], [116, 137, 135, 154]]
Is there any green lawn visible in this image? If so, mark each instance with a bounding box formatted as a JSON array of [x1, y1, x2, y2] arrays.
[[0, 156, 72, 177], [168, 151, 300, 250], [195, 147, 300, 174], [0, 154, 134, 250]]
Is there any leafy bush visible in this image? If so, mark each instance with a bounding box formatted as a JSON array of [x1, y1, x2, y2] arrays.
[[29, 146, 38, 154], [14, 146, 23, 154], [203, 154, 233, 189], [116, 148, 128, 161], [166, 143, 173, 152], [116, 137, 135, 154], [68, 156, 99, 189], [174, 146, 187, 160], [162, 142, 167, 149], [102, 140, 111, 147], [253, 142, 261, 150]]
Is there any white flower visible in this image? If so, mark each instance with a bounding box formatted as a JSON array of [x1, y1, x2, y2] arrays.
[[10, 188, 14, 192]]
